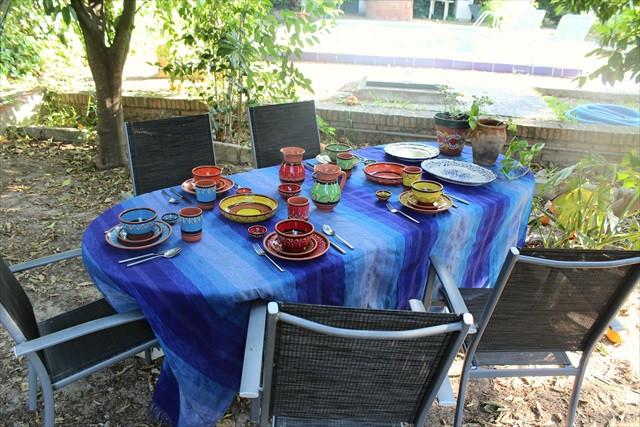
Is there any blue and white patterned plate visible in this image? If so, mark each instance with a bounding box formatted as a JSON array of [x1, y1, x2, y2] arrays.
[[421, 159, 496, 186], [105, 220, 172, 250], [384, 142, 440, 162]]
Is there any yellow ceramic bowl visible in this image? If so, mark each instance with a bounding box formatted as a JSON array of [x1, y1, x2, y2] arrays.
[[218, 194, 278, 223], [411, 180, 443, 204], [402, 166, 423, 187]]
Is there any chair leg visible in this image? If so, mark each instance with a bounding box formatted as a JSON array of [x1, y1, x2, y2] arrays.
[[42, 382, 55, 427], [567, 361, 589, 427], [27, 362, 38, 411], [454, 356, 474, 427], [144, 348, 152, 364]]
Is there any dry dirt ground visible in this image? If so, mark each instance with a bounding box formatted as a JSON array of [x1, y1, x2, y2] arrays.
[[1, 133, 639, 426]]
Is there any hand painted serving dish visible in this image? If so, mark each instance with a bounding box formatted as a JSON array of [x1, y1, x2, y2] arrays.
[[315, 153, 362, 166], [384, 142, 440, 162], [363, 162, 405, 186], [399, 191, 453, 214], [181, 176, 235, 195], [105, 221, 172, 250], [421, 159, 496, 186], [218, 194, 278, 223], [263, 231, 329, 261]]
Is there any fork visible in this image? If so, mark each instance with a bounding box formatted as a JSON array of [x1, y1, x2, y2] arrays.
[[386, 202, 420, 224], [252, 243, 285, 272]]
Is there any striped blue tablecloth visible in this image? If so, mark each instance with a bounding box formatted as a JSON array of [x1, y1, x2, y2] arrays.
[[82, 143, 535, 426]]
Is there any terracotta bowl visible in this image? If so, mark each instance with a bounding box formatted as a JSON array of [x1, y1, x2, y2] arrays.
[[275, 219, 314, 253], [248, 225, 268, 239], [236, 187, 252, 195], [363, 162, 405, 186], [278, 183, 302, 200], [192, 165, 222, 183]]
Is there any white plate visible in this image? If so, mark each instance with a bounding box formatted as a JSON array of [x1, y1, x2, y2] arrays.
[[384, 142, 440, 162], [421, 159, 496, 186]]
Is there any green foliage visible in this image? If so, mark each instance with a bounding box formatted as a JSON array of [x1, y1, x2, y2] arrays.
[[437, 86, 467, 119], [467, 95, 493, 129], [553, 0, 640, 85], [37, 92, 97, 131], [156, 0, 341, 144], [500, 139, 545, 179], [530, 152, 640, 249], [542, 96, 577, 122], [316, 115, 336, 141]]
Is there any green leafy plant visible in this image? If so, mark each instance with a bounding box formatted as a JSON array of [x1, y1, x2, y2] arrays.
[[316, 115, 336, 141], [37, 92, 97, 132], [467, 95, 493, 129], [529, 152, 640, 249], [437, 85, 467, 119], [500, 139, 545, 179]]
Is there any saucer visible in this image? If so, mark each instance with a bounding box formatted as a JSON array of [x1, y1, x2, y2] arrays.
[[399, 191, 453, 214], [316, 153, 362, 166], [270, 235, 319, 257], [263, 232, 329, 261], [116, 222, 163, 247], [106, 220, 172, 250], [181, 176, 235, 195]]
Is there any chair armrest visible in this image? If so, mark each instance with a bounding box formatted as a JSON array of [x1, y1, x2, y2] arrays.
[[10, 248, 82, 273], [239, 301, 268, 399], [409, 299, 427, 312], [430, 256, 470, 315], [14, 310, 146, 357]]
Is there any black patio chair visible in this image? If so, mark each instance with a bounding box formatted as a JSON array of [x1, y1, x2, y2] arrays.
[[248, 100, 322, 168], [124, 114, 216, 195], [0, 256, 158, 427], [424, 247, 640, 427], [239, 299, 473, 426]]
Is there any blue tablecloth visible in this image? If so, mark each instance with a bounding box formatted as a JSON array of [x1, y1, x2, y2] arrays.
[[82, 143, 535, 426]]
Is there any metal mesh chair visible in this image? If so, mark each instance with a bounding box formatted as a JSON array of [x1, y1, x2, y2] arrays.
[[240, 300, 473, 426], [248, 101, 322, 168], [0, 256, 157, 427], [124, 114, 216, 195], [424, 247, 640, 427]]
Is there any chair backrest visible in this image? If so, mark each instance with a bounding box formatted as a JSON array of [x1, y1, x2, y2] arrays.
[[0, 257, 40, 344], [475, 248, 640, 354], [262, 302, 471, 425], [124, 114, 216, 195], [248, 100, 321, 168], [554, 14, 595, 42]]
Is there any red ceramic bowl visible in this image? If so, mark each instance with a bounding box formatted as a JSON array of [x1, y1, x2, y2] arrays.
[[236, 187, 252, 195], [192, 165, 222, 183], [275, 219, 314, 253], [248, 225, 267, 239], [278, 183, 301, 200], [363, 162, 405, 186]]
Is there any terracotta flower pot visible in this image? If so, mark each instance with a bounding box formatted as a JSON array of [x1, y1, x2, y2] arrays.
[[434, 112, 470, 156], [471, 118, 507, 166]]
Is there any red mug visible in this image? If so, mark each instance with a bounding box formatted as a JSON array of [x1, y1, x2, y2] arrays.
[[287, 196, 310, 221]]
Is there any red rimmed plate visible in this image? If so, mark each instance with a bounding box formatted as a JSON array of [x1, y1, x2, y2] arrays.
[[399, 191, 453, 214], [105, 221, 173, 250], [263, 232, 329, 261], [270, 235, 319, 257], [181, 177, 235, 195], [116, 222, 163, 247], [363, 162, 405, 186]]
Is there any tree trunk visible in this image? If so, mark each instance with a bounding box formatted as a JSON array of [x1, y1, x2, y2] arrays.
[[70, 0, 136, 169]]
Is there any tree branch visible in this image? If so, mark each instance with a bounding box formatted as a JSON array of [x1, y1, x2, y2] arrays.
[[69, 0, 103, 43], [111, 0, 136, 68]]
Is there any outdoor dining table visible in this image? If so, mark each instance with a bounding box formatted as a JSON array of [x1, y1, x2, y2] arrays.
[[81, 142, 535, 426]]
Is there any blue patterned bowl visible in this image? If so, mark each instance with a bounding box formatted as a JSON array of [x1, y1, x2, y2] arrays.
[[118, 208, 157, 236]]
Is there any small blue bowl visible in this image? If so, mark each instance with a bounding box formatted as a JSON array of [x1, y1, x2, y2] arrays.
[[119, 208, 157, 236], [161, 213, 179, 225]]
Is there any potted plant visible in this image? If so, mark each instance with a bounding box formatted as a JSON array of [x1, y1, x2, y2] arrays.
[[468, 96, 506, 166], [434, 88, 470, 156]]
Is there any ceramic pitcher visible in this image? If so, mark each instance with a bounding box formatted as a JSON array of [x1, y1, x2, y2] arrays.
[[311, 164, 347, 212], [279, 146, 306, 184]]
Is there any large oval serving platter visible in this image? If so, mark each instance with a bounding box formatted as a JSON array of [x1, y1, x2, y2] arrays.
[[421, 159, 496, 186], [384, 142, 439, 162]]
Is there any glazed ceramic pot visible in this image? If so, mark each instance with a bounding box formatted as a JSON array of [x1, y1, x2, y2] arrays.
[[195, 179, 217, 210], [119, 208, 157, 237], [279, 147, 306, 184], [278, 183, 301, 200], [311, 164, 347, 212], [248, 225, 267, 239], [192, 165, 222, 184], [411, 180, 443, 204], [287, 196, 310, 221], [179, 207, 203, 242], [434, 112, 470, 156], [471, 118, 507, 166], [324, 143, 351, 163], [236, 187, 252, 195], [375, 190, 391, 202], [402, 165, 423, 188], [275, 219, 314, 253], [336, 152, 356, 178]]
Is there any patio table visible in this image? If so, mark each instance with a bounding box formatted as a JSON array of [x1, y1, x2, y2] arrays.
[[81, 142, 535, 426]]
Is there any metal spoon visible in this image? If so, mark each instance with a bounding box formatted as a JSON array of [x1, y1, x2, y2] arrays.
[[161, 190, 179, 204], [126, 247, 181, 267], [386, 202, 420, 224], [322, 224, 354, 250]]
